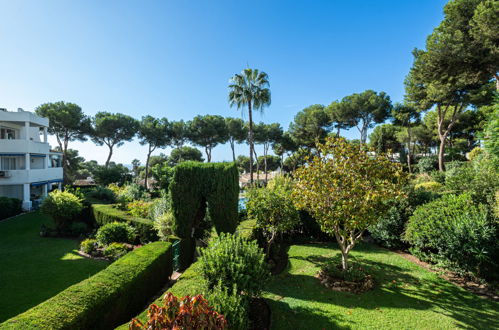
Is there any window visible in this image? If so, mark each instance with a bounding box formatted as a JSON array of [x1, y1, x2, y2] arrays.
[[1, 157, 17, 170], [0, 127, 17, 139]]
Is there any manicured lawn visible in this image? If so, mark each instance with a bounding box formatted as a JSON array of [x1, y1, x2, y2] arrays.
[[0, 212, 108, 322], [265, 243, 499, 329]]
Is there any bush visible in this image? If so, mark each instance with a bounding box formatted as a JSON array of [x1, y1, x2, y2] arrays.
[[148, 191, 170, 220], [96, 221, 135, 245], [0, 197, 22, 220], [154, 211, 175, 241], [69, 222, 88, 236], [205, 283, 249, 330], [127, 200, 152, 218], [116, 183, 148, 205], [429, 170, 446, 184], [129, 292, 227, 330], [1, 242, 173, 330], [200, 233, 269, 297], [416, 156, 438, 174], [370, 187, 439, 249], [405, 194, 497, 278], [40, 190, 83, 231], [92, 204, 158, 243], [103, 242, 130, 260], [414, 181, 443, 192], [468, 147, 483, 161], [86, 186, 116, 203], [80, 238, 98, 254]]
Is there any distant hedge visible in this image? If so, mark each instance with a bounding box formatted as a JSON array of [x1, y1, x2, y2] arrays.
[[0, 197, 22, 221], [170, 162, 239, 239], [92, 204, 158, 243], [0, 242, 172, 330]]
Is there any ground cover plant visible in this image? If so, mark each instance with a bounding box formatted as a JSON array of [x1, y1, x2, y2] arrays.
[[0, 212, 108, 322]]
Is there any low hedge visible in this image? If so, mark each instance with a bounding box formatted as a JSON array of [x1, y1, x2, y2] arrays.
[[92, 204, 158, 243], [0, 197, 22, 221], [1, 242, 173, 330]]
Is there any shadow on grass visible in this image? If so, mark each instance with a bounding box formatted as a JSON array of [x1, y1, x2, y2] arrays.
[[265, 243, 499, 329]]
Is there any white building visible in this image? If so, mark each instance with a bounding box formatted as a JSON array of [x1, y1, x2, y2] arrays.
[[0, 108, 63, 210]]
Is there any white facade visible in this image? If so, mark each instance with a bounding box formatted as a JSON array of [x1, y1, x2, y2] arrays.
[[0, 108, 63, 210]]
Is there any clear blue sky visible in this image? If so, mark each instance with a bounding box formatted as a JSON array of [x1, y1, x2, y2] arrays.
[[0, 0, 447, 165]]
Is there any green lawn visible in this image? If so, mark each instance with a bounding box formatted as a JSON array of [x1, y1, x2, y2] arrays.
[[0, 212, 108, 322], [265, 243, 499, 329]]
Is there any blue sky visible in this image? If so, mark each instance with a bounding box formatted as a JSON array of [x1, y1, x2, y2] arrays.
[[0, 0, 447, 165]]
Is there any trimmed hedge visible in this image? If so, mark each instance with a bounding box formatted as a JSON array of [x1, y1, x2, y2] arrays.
[[92, 204, 158, 243], [170, 162, 239, 239], [0, 197, 22, 221], [0, 242, 173, 330]]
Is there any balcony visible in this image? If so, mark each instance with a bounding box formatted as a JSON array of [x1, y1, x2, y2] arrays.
[[0, 139, 50, 154], [0, 168, 63, 185]]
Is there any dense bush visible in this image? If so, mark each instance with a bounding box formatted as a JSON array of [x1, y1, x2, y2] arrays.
[[148, 191, 170, 220], [129, 292, 227, 330], [114, 183, 148, 205], [414, 181, 443, 192], [1, 242, 173, 329], [92, 204, 158, 243], [0, 197, 22, 220], [154, 211, 175, 241], [416, 156, 438, 173], [205, 283, 249, 330], [200, 233, 269, 297], [86, 186, 116, 203], [127, 200, 152, 218], [370, 187, 439, 249], [69, 221, 88, 236], [96, 221, 135, 245], [405, 194, 497, 278], [103, 242, 130, 260], [40, 190, 83, 231], [80, 238, 98, 254]]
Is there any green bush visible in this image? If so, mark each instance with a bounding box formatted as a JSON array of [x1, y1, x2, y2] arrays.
[[205, 283, 250, 330], [0, 242, 173, 330], [200, 233, 269, 297], [86, 186, 116, 203], [0, 197, 22, 220], [103, 242, 130, 260], [153, 211, 174, 241], [69, 222, 88, 236], [96, 222, 135, 245], [92, 204, 158, 243], [40, 190, 83, 231], [405, 194, 497, 278], [414, 181, 443, 192], [370, 187, 439, 249], [429, 170, 446, 184], [80, 238, 98, 254], [416, 156, 438, 174], [116, 183, 148, 205]]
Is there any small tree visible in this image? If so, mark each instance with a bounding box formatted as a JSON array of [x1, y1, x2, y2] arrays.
[[293, 137, 404, 270], [40, 190, 83, 231]]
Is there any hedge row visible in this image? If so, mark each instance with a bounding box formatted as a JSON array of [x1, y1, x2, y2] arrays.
[[92, 204, 158, 243], [0, 197, 22, 221], [1, 242, 173, 330]]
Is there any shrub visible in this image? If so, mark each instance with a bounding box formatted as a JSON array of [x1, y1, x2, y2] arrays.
[[40, 190, 83, 231], [69, 222, 88, 236], [92, 204, 158, 243], [127, 200, 152, 218], [205, 283, 249, 330], [200, 233, 269, 297], [86, 186, 116, 203], [416, 156, 438, 174], [154, 211, 175, 241], [80, 238, 98, 254], [96, 221, 136, 245], [405, 194, 497, 278], [429, 170, 446, 184], [129, 292, 227, 330], [148, 191, 170, 220], [414, 181, 443, 192], [103, 242, 130, 260], [1, 242, 173, 330], [468, 146, 483, 161], [116, 183, 148, 205], [0, 197, 22, 220]]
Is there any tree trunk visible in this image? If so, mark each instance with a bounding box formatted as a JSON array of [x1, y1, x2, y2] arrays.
[[264, 144, 268, 183], [62, 139, 69, 184], [336, 127, 341, 137], [438, 134, 447, 172], [105, 145, 113, 168], [144, 145, 153, 190], [253, 148, 260, 186], [341, 250, 349, 270], [248, 102, 254, 184], [205, 147, 211, 162], [407, 127, 412, 173], [230, 139, 236, 162]]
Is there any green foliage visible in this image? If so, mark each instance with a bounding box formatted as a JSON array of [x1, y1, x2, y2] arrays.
[[0, 197, 22, 220], [205, 283, 249, 330], [151, 163, 173, 190], [368, 124, 401, 154], [225, 117, 247, 161], [103, 242, 130, 260], [188, 114, 229, 162], [416, 156, 438, 174], [115, 183, 148, 205], [414, 181, 443, 193], [370, 187, 440, 249], [168, 146, 204, 166], [1, 242, 173, 330], [96, 221, 136, 245], [86, 186, 116, 203], [127, 200, 152, 218], [154, 211, 175, 241], [80, 238, 98, 254], [170, 162, 239, 239], [69, 222, 88, 236], [483, 104, 499, 159], [92, 204, 158, 243], [200, 233, 269, 297], [288, 104, 331, 149], [405, 194, 496, 278], [40, 190, 84, 231], [93, 163, 131, 186]]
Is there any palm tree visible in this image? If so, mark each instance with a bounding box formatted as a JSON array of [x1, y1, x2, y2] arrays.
[[228, 68, 271, 184]]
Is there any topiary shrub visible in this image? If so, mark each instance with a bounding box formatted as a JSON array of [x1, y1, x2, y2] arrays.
[[40, 190, 84, 231], [103, 242, 130, 260], [96, 221, 136, 245], [0, 197, 22, 220], [199, 233, 269, 297], [405, 194, 497, 278]]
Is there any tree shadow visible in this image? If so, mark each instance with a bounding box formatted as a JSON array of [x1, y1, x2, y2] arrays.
[[265, 244, 499, 329]]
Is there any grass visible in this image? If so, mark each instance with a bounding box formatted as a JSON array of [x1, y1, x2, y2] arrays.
[[266, 243, 499, 329], [0, 212, 108, 322]]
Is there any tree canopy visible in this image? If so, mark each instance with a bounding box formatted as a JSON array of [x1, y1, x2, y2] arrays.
[[289, 104, 331, 150], [188, 115, 228, 162]]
